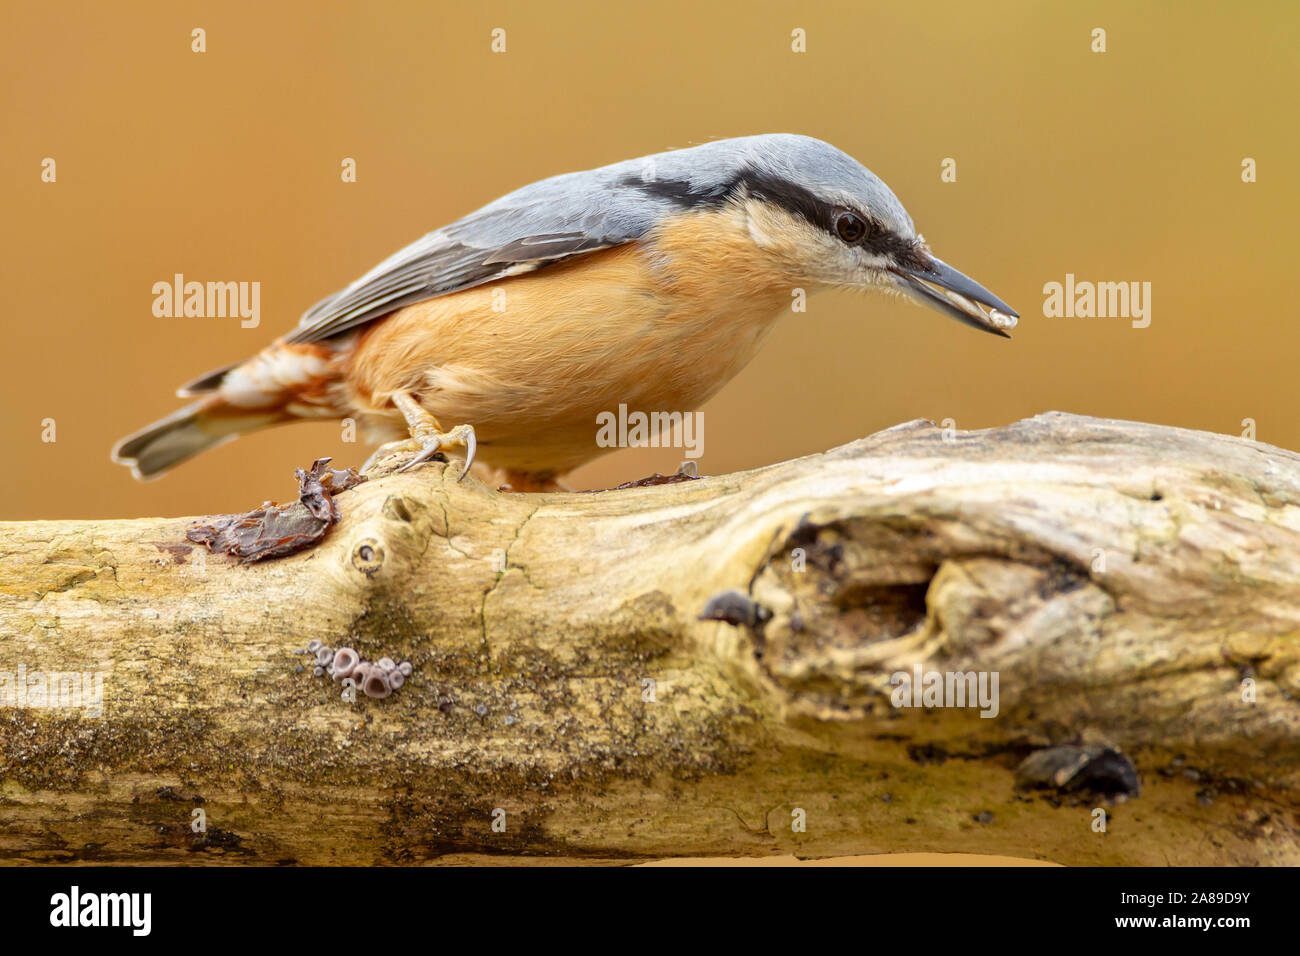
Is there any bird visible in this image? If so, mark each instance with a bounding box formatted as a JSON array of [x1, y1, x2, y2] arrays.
[[113, 133, 1018, 491]]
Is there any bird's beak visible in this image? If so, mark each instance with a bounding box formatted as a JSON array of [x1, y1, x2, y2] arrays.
[[888, 255, 1019, 338]]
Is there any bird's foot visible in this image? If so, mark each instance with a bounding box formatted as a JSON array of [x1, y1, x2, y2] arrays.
[[360, 427, 478, 480], [397, 422, 477, 480], [368, 390, 478, 481], [361, 438, 436, 476]]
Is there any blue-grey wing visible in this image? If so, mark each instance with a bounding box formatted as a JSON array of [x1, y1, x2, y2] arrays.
[[284, 169, 676, 345]]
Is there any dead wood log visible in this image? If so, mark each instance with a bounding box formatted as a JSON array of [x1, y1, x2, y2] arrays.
[[1, 412, 1298, 865]]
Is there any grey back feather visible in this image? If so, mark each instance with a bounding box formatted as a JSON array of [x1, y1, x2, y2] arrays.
[[286, 134, 905, 344]]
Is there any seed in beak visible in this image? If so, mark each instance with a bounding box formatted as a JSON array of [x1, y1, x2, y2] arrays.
[[988, 309, 1018, 332]]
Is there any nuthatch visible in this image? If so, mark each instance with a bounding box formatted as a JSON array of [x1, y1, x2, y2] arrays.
[[114, 134, 1018, 490]]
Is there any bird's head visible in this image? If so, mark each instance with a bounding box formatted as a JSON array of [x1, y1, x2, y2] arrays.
[[666, 134, 1019, 336]]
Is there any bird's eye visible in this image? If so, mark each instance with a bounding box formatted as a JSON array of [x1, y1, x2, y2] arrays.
[[835, 211, 868, 243]]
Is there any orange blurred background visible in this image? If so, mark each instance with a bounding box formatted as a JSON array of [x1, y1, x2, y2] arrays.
[[3, 0, 1298, 520]]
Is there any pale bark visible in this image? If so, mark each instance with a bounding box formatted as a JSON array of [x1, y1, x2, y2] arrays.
[[1, 412, 1298, 865]]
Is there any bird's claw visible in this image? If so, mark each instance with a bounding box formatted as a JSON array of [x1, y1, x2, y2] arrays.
[[396, 424, 477, 481], [457, 427, 476, 481], [361, 438, 423, 476]]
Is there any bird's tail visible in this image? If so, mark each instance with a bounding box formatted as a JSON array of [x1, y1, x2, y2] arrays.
[[112, 397, 283, 480]]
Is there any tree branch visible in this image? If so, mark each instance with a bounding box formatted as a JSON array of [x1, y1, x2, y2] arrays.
[[2, 412, 1298, 865]]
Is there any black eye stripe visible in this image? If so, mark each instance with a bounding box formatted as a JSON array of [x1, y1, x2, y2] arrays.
[[730, 168, 840, 236], [729, 168, 918, 261], [623, 164, 925, 266]]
